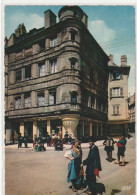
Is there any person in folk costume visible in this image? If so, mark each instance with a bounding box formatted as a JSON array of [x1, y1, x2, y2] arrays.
[[64, 140, 83, 192], [103, 135, 114, 162], [50, 134, 55, 147], [114, 135, 127, 166], [81, 138, 102, 195]]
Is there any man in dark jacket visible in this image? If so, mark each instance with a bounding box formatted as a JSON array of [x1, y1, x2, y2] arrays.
[[17, 133, 22, 148], [103, 135, 114, 162], [81, 138, 102, 195], [24, 133, 28, 148]]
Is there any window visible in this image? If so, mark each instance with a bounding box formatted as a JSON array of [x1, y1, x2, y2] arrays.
[[49, 90, 56, 105], [110, 87, 123, 97], [39, 62, 46, 77], [50, 59, 57, 74], [91, 96, 96, 109], [113, 105, 120, 115], [83, 92, 88, 106], [15, 96, 21, 109], [16, 70, 22, 82], [37, 92, 45, 106], [69, 57, 78, 69], [70, 30, 77, 41], [25, 66, 31, 79], [50, 37, 57, 47], [71, 92, 77, 103], [24, 93, 31, 108]]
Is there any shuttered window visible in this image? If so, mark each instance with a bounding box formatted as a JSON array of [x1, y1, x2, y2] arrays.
[[120, 88, 123, 96], [113, 105, 120, 115]]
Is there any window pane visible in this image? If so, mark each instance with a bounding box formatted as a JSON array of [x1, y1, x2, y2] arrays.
[[39, 64, 46, 76], [25, 66, 31, 79], [16, 70, 22, 81]]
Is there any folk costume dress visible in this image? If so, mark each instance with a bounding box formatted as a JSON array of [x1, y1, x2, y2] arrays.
[[64, 146, 82, 189]]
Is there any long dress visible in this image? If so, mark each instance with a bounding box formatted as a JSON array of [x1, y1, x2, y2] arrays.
[[65, 147, 81, 185]]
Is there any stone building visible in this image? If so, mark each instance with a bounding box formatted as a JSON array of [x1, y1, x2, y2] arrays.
[[5, 6, 109, 143], [107, 55, 130, 136], [128, 93, 135, 132]]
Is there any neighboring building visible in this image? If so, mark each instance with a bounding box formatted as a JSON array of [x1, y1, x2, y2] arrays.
[[107, 55, 130, 136], [5, 6, 109, 143], [128, 93, 135, 132]]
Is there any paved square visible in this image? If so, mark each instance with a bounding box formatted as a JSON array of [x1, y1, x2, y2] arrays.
[[5, 135, 135, 195]]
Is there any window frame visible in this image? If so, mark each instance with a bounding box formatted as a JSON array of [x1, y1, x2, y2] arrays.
[[25, 65, 31, 80], [49, 59, 57, 74], [37, 92, 45, 107], [49, 89, 56, 105], [15, 96, 22, 109], [15, 69, 22, 82], [24, 92, 31, 108]]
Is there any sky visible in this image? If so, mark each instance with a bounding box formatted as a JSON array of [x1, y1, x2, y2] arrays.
[[4, 5, 136, 96]]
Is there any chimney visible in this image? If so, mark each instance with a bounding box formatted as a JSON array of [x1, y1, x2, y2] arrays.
[[108, 54, 113, 66], [121, 55, 127, 66], [44, 10, 56, 29]]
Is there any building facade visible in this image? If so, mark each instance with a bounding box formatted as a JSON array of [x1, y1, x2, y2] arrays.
[[128, 93, 135, 132], [5, 6, 109, 143], [107, 55, 130, 136]]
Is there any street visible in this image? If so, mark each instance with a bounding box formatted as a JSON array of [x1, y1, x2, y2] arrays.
[[5, 135, 135, 195]]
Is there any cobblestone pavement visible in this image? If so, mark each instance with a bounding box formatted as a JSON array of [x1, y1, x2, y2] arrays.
[[5, 134, 135, 195]]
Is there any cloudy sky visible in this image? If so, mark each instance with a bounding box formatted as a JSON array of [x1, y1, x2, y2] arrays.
[[5, 5, 135, 96]]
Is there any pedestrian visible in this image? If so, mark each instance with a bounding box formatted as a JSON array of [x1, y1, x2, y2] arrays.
[[55, 138, 63, 151], [64, 140, 82, 192], [81, 138, 102, 195], [17, 133, 22, 148], [46, 132, 51, 147], [33, 134, 38, 148], [64, 131, 69, 144], [114, 135, 127, 166], [24, 133, 28, 148], [103, 135, 114, 162], [38, 133, 43, 144]]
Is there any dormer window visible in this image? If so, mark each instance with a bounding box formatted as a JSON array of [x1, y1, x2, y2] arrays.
[[50, 37, 57, 47]]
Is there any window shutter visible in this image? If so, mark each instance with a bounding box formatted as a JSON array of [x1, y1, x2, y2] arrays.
[[110, 88, 112, 97], [117, 105, 119, 114], [120, 88, 123, 96]]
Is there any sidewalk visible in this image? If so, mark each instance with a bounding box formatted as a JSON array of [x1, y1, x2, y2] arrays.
[[5, 140, 105, 151]]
